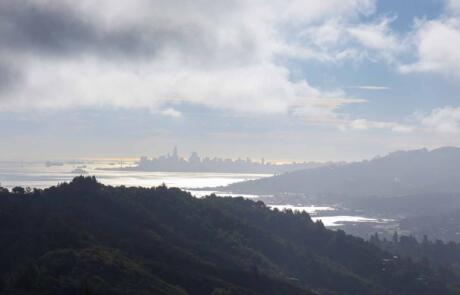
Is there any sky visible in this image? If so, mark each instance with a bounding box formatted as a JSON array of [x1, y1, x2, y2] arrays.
[[2, 0, 460, 162]]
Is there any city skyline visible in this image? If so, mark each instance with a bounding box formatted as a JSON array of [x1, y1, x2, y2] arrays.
[[99, 146, 336, 174]]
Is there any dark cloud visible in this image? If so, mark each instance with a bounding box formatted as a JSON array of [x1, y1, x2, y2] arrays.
[[0, 1, 178, 59], [0, 62, 21, 95], [0, 1, 98, 56], [0, 1, 258, 66]]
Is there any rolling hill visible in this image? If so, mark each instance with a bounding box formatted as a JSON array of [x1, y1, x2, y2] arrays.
[[224, 147, 460, 199], [0, 177, 458, 294]]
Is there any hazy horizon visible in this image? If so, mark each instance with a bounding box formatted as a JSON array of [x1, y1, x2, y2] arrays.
[[2, 145, 460, 164]]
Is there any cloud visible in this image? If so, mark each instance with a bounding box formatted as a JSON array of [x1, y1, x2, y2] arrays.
[[0, 0, 379, 121], [400, 18, 460, 76], [0, 61, 22, 94], [160, 108, 182, 118], [333, 105, 460, 134], [347, 118, 414, 132], [347, 85, 389, 90], [289, 15, 404, 65], [285, 0, 460, 79], [348, 17, 401, 54], [419, 106, 460, 133], [447, 0, 460, 14], [399, 1, 460, 77], [292, 0, 460, 80], [293, 105, 414, 133]]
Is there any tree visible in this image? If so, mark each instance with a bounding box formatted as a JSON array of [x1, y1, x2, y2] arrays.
[[211, 288, 232, 295], [12, 187, 25, 194], [0, 186, 8, 194], [370, 232, 381, 245], [81, 279, 92, 295], [423, 235, 429, 245], [392, 231, 399, 243]]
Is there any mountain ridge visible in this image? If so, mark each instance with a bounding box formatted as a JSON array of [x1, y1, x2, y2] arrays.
[[224, 147, 460, 199]]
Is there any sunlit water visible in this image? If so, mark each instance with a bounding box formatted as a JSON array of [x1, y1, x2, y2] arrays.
[[0, 161, 271, 190], [311, 216, 393, 227], [190, 190, 261, 199], [268, 204, 335, 215], [0, 160, 389, 227], [267, 204, 391, 226]]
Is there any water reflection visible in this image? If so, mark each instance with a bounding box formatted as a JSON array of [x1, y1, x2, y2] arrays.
[[0, 161, 271, 189], [269, 204, 335, 215], [187, 190, 261, 198], [268, 204, 393, 227], [311, 216, 392, 227]]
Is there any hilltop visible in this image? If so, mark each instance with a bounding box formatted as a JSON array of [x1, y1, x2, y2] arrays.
[[224, 147, 460, 199], [0, 177, 458, 294]]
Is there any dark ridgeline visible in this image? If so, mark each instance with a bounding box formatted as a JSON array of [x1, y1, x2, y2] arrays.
[[0, 177, 459, 295], [101, 146, 336, 174], [225, 147, 460, 199]]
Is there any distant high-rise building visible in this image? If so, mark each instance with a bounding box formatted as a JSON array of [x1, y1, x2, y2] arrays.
[[189, 152, 201, 165], [140, 156, 149, 165], [172, 146, 179, 161]]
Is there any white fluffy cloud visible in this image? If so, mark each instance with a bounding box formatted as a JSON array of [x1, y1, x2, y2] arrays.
[[447, 0, 460, 14], [400, 18, 460, 76], [347, 17, 403, 62], [160, 108, 182, 118], [419, 106, 460, 133], [399, 0, 460, 77], [348, 119, 414, 132], [0, 0, 378, 120], [292, 15, 403, 65]]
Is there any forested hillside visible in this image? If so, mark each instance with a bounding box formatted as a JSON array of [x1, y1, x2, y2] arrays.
[[0, 177, 458, 295]]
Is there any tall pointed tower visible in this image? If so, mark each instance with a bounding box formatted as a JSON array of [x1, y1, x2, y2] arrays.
[[172, 146, 179, 161]]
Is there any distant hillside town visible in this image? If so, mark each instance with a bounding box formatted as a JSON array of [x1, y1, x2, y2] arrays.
[[104, 147, 337, 174]]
